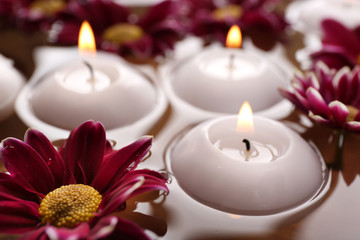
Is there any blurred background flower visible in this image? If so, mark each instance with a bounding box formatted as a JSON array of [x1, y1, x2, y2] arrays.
[[0, 0, 69, 32], [310, 19, 360, 70], [48, 0, 185, 61], [179, 0, 288, 50]]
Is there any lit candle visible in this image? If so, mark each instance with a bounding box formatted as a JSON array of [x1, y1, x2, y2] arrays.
[[16, 21, 166, 142], [287, 0, 360, 40], [169, 102, 328, 215], [0, 55, 25, 122], [165, 25, 289, 118]]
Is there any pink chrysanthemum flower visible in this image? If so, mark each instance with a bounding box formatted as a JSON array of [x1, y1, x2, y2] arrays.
[[310, 19, 360, 70], [280, 62, 360, 132], [0, 121, 168, 239], [48, 0, 184, 60], [180, 0, 288, 50]]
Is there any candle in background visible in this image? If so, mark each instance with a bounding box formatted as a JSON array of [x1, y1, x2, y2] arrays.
[[16, 21, 167, 143], [169, 102, 329, 215], [0, 55, 25, 122], [165, 25, 289, 116], [27, 21, 159, 130]]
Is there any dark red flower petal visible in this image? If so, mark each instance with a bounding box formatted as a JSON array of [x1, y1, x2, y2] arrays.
[[306, 88, 331, 118], [311, 45, 357, 70], [67, 0, 130, 31], [321, 19, 360, 56], [0, 172, 40, 203], [44, 222, 90, 239], [90, 216, 150, 240], [0, 201, 40, 234], [100, 171, 168, 216], [279, 88, 307, 112], [346, 121, 360, 132], [25, 129, 69, 187], [91, 136, 152, 193], [329, 101, 349, 127], [60, 121, 106, 185], [138, 0, 178, 30], [105, 169, 168, 196], [1, 138, 55, 195], [88, 216, 118, 239], [18, 226, 48, 240]]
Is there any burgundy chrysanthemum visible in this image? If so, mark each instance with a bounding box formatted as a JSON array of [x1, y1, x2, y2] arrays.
[[0, 0, 69, 31], [180, 0, 288, 50], [0, 121, 168, 239], [48, 0, 185, 60], [280, 62, 360, 132], [310, 19, 360, 70]]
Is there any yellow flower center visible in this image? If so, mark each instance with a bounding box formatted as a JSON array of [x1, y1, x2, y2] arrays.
[[102, 23, 144, 45], [212, 5, 243, 21], [39, 184, 102, 228], [346, 105, 359, 121], [30, 0, 66, 16]]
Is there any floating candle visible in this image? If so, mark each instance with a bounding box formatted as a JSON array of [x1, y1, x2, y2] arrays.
[[165, 25, 289, 118], [0, 55, 25, 122], [169, 102, 328, 215], [15, 21, 166, 143]]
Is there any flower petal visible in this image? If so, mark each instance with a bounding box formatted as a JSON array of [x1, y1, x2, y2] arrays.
[[90, 216, 150, 240], [306, 87, 331, 118], [25, 129, 68, 187], [329, 101, 349, 127], [0, 200, 40, 234], [1, 137, 55, 195], [106, 169, 168, 196], [91, 136, 153, 193], [346, 121, 360, 132], [332, 66, 351, 102], [18, 226, 48, 240], [310, 45, 356, 70], [101, 170, 168, 216], [0, 172, 40, 203], [279, 88, 308, 112], [61, 121, 106, 184], [308, 112, 331, 126], [45, 222, 90, 240], [138, 1, 178, 30], [88, 216, 118, 239], [321, 19, 360, 55]]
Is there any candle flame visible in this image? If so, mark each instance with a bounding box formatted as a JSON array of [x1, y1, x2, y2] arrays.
[[226, 25, 242, 48], [237, 101, 254, 133], [78, 21, 96, 56]]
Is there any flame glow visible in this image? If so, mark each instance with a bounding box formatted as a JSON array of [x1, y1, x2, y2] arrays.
[[237, 101, 254, 133], [78, 21, 96, 56], [226, 25, 242, 48], [228, 214, 242, 219]]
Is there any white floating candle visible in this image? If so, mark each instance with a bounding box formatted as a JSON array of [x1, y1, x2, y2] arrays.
[[16, 22, 166, 143], [166, 25, 289, 117], [0, 55, 25, 122], [29, 57, 157, 130], [169, 102, 328, 215]]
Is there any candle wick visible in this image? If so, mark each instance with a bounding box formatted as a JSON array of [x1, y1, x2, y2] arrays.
[[229, 54, 235, 70], [83, 61, 95, 90], [242, 139, 250, 151]]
